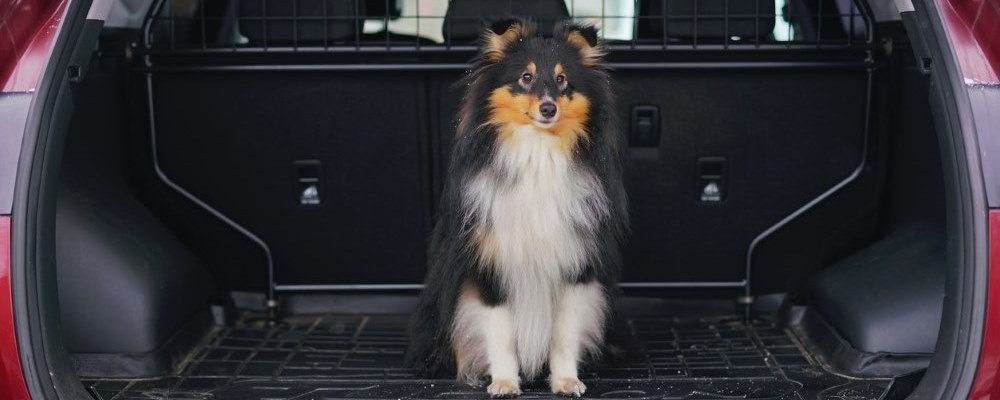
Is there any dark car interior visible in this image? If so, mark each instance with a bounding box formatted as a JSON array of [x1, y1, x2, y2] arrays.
[[52, 0, 947, 398]]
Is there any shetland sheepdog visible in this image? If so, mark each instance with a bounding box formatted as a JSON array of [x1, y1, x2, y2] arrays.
[[407, 18, 628, 398]]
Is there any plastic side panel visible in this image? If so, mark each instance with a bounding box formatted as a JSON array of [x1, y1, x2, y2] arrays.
[[969, 210, 1000, 399], [0, 217, 29, 400], [0, 93, 32, 215]]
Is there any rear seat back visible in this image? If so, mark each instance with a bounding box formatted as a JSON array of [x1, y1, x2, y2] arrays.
[[637, 0, 776, 43], [238, 0, 362, 46], [442, 0, 569, 44]]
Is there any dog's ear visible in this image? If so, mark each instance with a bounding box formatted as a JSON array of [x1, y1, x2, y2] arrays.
[[481, 18, 532, 63], [557, 22, 606, 67], [489, 18, 523, 37]]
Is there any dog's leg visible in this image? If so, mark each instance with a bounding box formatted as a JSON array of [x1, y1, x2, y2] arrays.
[[453, 284, 521, 397], [483, 304, 520, 397], [549, 281, 607, 397]]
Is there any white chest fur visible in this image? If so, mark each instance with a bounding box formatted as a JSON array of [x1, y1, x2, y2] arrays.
[[464, 124, 608, 274], [461, 124, 609, 377]]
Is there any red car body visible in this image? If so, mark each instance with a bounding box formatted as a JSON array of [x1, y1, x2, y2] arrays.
[[0, 0, 997, 399], [0, 0, 65, 92], [0, 216, 28, 400], [1, 0, 65, 397]]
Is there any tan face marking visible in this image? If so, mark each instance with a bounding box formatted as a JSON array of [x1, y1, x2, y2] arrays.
[[488, 87, 591, 154], [550, 92, 590, 150], [520, 62, 537, 89], [489, 87, 533, 127], [554, 64, 568, 90]]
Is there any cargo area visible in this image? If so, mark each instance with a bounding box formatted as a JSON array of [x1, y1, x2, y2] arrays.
[[51, 1, 947, 399], [83, 310, 898, 399]]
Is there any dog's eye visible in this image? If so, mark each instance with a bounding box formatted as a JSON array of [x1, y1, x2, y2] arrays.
[[521, 73, 533, 83], [555, 74, 566, 84]]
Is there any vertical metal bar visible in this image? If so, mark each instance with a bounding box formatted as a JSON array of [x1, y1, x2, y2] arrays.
[[662, 0, 667, 50], [816, 0, 823, 47], [262, 0, 268, 50], [723, 0, 728, 49], [848, 0, 855, 46], [386, 0, 392, 50], [141, 76, 279, 328], [445, 0, 451, 50], [600, 0, 605, 41], [323, 0, 329, 50], [754, 0, 760, 48], [570, 0, 580, 47], [569, 0, 579, 25], [233, 0, 240, 51], [569, 0, 580, 28], [292, 0, 298, 50], [169, 0, 175, 50], [413, 0, 419, 50], [859, 0, 873, 44], [142, 0, 163, 49], [200, 0, 206, 49], [355, 0, 361, 51], [632, 0, 638, 50], [692, 0, 698, 48], [786, 0, 792, 48], [744, 69, 874, 321]]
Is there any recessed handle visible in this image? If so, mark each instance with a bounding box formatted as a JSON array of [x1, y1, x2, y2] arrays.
[[630, 105, 660, 147], [698, 157, 727, 203], [294, 160, 323, 206]]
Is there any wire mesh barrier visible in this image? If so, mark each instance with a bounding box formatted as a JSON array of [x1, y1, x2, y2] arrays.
[[134, 1, 878, 304], [142, 0, 874, 54]]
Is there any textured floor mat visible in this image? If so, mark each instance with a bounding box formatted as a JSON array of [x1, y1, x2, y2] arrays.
[[84, 314, 892, 399]]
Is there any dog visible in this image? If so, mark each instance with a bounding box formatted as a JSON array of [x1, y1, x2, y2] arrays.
[[407, 18, 628, 398]]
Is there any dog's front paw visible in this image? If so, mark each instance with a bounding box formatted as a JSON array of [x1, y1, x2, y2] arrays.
[[487, 377, 521, 398], [550, 376, 587, 397]]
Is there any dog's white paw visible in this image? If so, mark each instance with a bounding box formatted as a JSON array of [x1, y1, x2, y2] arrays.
[[487, 377, 521, 398], [551, 376, 587, 397]]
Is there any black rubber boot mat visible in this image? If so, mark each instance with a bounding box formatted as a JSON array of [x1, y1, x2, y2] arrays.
[[84, 314, 892, 399]]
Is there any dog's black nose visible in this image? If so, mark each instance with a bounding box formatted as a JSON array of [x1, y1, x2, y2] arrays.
[[539, 102, 557, 118]]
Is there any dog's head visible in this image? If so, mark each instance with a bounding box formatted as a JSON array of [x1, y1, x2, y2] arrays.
[[466, 18, 609, 142]]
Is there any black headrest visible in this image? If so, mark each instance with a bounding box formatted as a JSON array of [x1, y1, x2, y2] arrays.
[[638, 0, 776, 41], [239, 0, 362, 45], [442, 0, 570, 43]]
